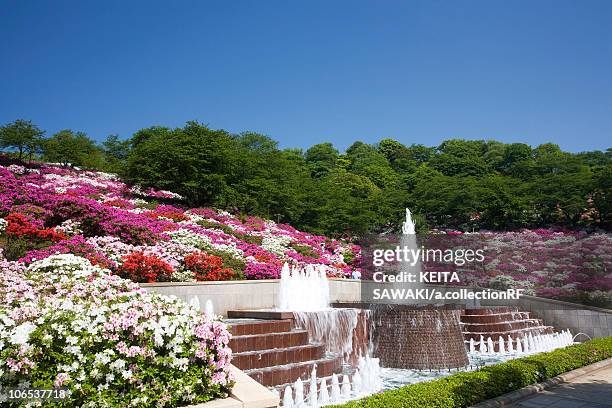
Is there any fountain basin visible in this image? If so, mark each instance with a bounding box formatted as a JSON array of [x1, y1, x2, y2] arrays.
[[371, 304, 470, 369]]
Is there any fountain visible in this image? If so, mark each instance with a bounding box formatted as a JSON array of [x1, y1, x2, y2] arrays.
[[318, 378, 330, 405], [308, 367, 317, 407], [227, 208, 578, 407], [369, 208, 470, 369], [276, 262, 370, 364], [341, 374, 351, 397], [466, 332, 573, 357]]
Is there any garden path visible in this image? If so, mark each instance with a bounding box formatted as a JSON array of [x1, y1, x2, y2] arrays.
[[511, 364, 612, 408]]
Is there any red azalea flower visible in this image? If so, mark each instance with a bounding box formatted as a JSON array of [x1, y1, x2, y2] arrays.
[[117, 252, 174, 283], [184, 252, 235, 281]]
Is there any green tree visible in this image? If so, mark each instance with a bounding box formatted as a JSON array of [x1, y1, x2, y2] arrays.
[[378, 138, 416, 173], [305, 142, 339, 178], [0, 119, 45, 161], [311, 169, 381, 237], [429, 139, 491, 177], [346, 142, 399, 188], [406, 144, 435, 164], [483, 140, 506, 171], [530, 167, 594, 227], [102, 134, 130, 173], [498, 143, 533, 178], [43, 130, 104, 168], [592, 164, 612, 228], [126, 121, 241, 206]]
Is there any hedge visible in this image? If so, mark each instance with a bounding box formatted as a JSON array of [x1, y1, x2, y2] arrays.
[[330, 337, 612, 408]]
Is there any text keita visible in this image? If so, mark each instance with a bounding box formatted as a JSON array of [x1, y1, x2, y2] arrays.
[[373, 271, 460, 284]]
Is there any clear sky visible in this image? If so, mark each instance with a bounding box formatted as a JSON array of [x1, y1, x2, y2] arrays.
[[1, 0, 610, 152]]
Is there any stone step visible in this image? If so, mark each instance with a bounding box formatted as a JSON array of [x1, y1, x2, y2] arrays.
[[227, 319, 293, 336], [462, 306, 519, 315], [245, 355, 344, 387], [463, 326, 555, 341], [232, 343, 326, 370], [230, 330, 309, 353], [462, 319, 546, 333], [461, 311, 531, 323], [228, 310, 294, 320]]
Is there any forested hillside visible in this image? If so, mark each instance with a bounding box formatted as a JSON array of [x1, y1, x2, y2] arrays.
[[1, 119, 610, 236]]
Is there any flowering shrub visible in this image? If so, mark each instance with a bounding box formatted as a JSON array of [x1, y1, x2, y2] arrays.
[[4, 212, 65, 242], [244, 262, 282, 280], [184, 252, 236, 281], [421, 230, 612, 308], [0, 254, 233, 407], [116, 251, 174, 283], [21, 235, 116, 269], [0, 162, 357, 284]]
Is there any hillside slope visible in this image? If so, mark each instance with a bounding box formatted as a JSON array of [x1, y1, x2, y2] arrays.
[[0, 162, 360, 283]]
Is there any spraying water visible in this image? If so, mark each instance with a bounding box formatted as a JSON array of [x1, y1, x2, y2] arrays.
[[283, 386, 294, 408], [330, 374, 341, 403], [204, 299, 215, 317], [277, 264, 330, 311], [294, 378, 304, 406], [189, 296, 201, 311]]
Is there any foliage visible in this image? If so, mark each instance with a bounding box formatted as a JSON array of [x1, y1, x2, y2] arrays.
[[42, 129, 104, 168], [289, 242, 320, 258], [329, 337, 612, 408], [0, 119, 45, 161], [1, 236, 27, 261]]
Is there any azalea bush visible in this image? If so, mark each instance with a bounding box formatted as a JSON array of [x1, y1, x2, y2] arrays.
[[184, 252, 236, 281], [4, 212, 65, 242], [421, 230, 612, 308], [117, 251, 174, 283], [0, 163, 359, 285], [0, 254, 233, 407]]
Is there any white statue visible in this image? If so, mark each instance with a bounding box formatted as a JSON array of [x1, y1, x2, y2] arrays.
[[402, 208, 416, 235]]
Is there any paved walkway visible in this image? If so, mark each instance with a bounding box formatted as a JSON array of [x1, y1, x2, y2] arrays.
[[511, 364, 612, 408]]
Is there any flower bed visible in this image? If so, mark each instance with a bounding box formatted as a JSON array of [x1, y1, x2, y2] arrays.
[[0, 254, 233, 407], [0, 163, 360, 284], [330, 336, 612, 408], [420, 231, 612, 308]]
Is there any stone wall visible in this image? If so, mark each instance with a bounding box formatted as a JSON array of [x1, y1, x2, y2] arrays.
[[141, 278, 362, 316], [481, 294, 612, 340]]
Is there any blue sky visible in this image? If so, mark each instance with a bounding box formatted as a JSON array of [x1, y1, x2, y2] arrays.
[[1, 0, 610, 152]]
